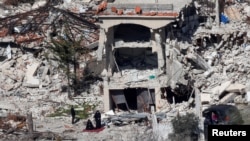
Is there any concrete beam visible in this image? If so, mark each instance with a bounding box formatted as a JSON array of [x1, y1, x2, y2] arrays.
[[99, 16, 174, 30], [97, 28, 106, 61], [212, 81, 232, 100], [226, 83, 246, 94], [186, 52, 210, 71], [219, 93, 237, 104]]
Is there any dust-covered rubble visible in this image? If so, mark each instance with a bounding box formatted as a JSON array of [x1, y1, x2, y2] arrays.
[[1, 0, 250, 141]]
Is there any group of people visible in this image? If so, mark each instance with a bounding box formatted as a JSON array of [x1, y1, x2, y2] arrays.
[[71, 106, 102, 130]]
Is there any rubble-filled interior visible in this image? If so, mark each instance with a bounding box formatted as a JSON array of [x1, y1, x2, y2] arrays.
[[110, 88, 155, 112], [161, 85, 195, 104], [114, 47, 158, 70]]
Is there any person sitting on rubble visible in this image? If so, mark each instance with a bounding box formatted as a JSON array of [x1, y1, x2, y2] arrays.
[[211, 112, 218, 124], [86, 119, 94, 130]]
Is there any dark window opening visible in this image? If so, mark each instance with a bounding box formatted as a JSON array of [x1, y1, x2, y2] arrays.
[[110, 88, 155, 113], [114, 24, 150, 42]]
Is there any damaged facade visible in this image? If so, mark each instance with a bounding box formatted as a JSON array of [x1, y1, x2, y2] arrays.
[[1, 0, 250, 140], [96, 0, 197, 112], [0, 0, 100, 117]]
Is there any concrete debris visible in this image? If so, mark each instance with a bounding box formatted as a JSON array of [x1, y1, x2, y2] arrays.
[[32, 0, 47, 9], [226, 83, 246, 94], [212, 81, 232, 97], [1, 0, 250, 140], [24, 61, 41, 88], [246, 92, 250, 102], [200, 93, 211, 104], [186, 51, 210, 70], [6, 44, 11, 59], [219, 93, 237, 104]]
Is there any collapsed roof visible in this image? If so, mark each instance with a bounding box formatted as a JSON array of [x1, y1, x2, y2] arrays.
[[0, 0, 99, 48]]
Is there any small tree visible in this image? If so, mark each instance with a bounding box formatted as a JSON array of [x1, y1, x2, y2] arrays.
[[48, 25, 90, 98], [169, 112, 200, 141]]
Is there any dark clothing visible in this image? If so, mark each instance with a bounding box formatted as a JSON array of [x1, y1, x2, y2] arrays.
[[86, 119, 94, 130], [94, 111, 101, 129], [71, 106, 76, 124]]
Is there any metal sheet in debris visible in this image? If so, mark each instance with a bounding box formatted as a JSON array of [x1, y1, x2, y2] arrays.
[[137, 88, 155, 112], [111, 91, 127, 104]]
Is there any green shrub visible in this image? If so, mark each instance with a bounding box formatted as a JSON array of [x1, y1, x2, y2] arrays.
[[47, 102, 100, 119], [169, 113, 199, 141]]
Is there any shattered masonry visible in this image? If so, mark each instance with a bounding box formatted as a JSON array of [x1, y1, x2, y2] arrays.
[[1, 0, 250, 140]]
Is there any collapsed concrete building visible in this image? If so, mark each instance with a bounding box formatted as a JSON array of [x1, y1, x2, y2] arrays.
[[1, 0, 250, 140], [96, 0, 198, 112]]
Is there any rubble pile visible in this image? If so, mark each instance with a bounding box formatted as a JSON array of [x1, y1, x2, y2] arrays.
[[0, 0, 102, 118], [1, 0, 250, 141], [0, 113, 27, 134], [149, 1, 250, 111]]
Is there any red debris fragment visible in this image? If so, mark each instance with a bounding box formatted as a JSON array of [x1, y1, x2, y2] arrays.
[[0, 28, 8, 37], [15, 32, 44, 44], [111, 7, 117, 13], [135, 6, 142, 14], [97, 1, 108, 14], [117, 9, 123, 15]]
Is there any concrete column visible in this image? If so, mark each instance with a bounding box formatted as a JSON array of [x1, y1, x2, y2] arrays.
[[103, 78, 110, 112], [154, 28, 165, 74], [150, 28, 156, 52], [215, 0, 220, 26], [155, 87, 162, 112], [103, 26, 114, 112], [195, 88, 202, 119], [97, 28, 107, 61], [105, 27, 114, 77]]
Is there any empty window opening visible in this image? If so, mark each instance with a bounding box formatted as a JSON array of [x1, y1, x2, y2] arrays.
[[114, 24, 150, 42], [110, 88, 155, 113], [114, 47, 158, 71]]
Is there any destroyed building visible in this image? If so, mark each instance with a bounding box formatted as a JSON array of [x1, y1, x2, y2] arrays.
[[95, 0, 198, 112], [1, 0, 250, 140]]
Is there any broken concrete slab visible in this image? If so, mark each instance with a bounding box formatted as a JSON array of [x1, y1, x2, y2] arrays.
[[246, 92, 250, 102], [192, 69, 205, 74], [32, 0, 47, 9], [41, 66, 49, 81], [225, 83, 246, 94], [212, 81, 232, 97], [203, 68, 214, 78], [200, 93, 211, 104], [219, 93, 237, 104], [25, 61, 41, 87], [186, 52, 210, 70], [1, 84, 14, 91], [0, 102, 16, 111]]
